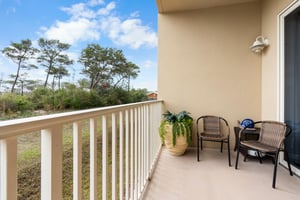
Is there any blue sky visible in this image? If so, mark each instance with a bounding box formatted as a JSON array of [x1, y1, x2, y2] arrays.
[[0, 0, 158, 91]]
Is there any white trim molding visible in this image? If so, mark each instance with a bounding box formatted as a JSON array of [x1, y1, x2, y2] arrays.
[[278, 0, 300, 177]]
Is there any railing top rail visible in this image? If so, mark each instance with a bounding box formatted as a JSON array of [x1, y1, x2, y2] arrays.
[[0, 100, 163, 139]]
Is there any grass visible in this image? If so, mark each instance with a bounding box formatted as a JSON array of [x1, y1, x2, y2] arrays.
[[16, 120, 116, 199]]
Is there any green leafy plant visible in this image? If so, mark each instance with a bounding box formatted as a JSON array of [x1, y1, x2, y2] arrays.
[[159, 110, 193, 146]]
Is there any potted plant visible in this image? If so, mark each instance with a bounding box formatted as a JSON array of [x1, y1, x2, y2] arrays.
[[159, 110, 193, 155]]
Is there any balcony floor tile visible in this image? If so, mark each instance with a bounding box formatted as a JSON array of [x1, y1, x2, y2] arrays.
[[143, 147, 300, 200]]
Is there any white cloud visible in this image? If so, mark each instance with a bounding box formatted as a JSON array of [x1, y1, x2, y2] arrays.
[[116, 18, 157, 49], [97, 2, 116, 16], [100, 16, 120, 38], [88, 0, 105, 7], [42, 18, 100, 45], [61, 3, 96, 19], [130, 11, 140, 18], [39, 1, 157, 49], [100, 17, 157, 49], [27, 68, 46, 80], [66, 51, 80, 62]]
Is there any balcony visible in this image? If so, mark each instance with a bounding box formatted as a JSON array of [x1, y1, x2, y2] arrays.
[[1, 100, 300, 200]]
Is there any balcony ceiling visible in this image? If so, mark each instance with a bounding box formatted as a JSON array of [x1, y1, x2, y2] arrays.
[[156, 0, 259, 13]]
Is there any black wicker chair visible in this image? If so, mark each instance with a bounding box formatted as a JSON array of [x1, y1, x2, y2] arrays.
[[196, 115, 231, 166], [235, 121, 293, 188]]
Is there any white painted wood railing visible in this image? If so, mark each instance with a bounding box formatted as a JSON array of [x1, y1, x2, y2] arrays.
[[0, 100, 163, 200]]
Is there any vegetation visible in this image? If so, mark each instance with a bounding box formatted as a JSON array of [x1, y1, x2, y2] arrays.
[[79, 44, 139, 90], [0, 87, 148, 120], [159, 110, 193, 146], [0, 38, 151, 120], [37, 38, 73, 88], [1, 39, 38, 93], [1, 38, 141, 94], [0, 38, 152, 199]]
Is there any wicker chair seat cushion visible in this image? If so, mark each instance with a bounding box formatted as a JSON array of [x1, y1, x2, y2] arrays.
[[241, 140, 278, 153], [200, 132, 227, 141]]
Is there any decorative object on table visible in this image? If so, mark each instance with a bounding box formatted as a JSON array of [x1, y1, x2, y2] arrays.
[[240, 118, 254, 128], [196, 115, 231, 166], [235, 121, 293, 188], [159, 110, 193, 156]]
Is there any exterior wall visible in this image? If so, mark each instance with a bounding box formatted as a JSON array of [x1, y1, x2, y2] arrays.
[[158, 1, 262, 146], [261, 0, 294, 120]]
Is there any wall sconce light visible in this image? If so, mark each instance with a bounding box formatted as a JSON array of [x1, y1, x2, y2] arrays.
[[250, 36, 269, 53]]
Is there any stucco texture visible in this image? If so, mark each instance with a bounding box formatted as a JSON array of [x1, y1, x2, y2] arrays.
[[261, 0, 294, 120], [158, 2, 262, 146]]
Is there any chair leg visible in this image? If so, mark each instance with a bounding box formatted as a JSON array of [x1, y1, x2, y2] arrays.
[[221, 141, 223, 152], [235, 144, 240, 169], [244, 149, 248, 162], [285, 150, 293, 176], [200, 138, 203, 150], [256, 150, 262, 164], [272, 150, 280, 188], [271, 157, 275, 164], [227, 139, 231, 167], [197, 137, 200, 162]]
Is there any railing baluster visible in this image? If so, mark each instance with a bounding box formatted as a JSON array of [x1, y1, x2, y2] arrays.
[[149, 105, 153, 174], [90, 118, 98, 200], [145, 106, 148, 184], [143, 106, 146, 188], [151, 104, 156, 170], [141, 106, 145, 189], [73, 122, 82, 200], [41, 126, 63, 200], [137, 107, 141, 196], [0, 137, 17, 200], [102, 115, 108, 200], [125, 110, 129, 200], [130, 109, 134, 200], [145, 105, 149, 182], [134, 108, 138, 200], [112, 113, 116, 200], [119, 111, 124, 200], [147, 105, 150, 180]]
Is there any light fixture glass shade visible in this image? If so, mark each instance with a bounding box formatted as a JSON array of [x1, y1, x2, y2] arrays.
[[250, 36, 269, 53]]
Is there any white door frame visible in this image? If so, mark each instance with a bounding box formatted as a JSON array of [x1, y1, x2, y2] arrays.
[[278, 0, 300, 176]]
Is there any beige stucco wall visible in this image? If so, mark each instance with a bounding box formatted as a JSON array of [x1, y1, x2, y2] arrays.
[[261, 0, 294, 120], [158, 1, 262, 147]]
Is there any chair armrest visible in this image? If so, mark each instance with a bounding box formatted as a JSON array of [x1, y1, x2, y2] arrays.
[[285, 125, 292, 137], [220, 117, 230, 137]]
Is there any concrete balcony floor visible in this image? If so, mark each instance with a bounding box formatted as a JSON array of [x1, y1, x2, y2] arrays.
[[143, 147, 300, 200]]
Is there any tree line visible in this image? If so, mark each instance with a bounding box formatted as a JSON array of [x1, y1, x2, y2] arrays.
[[1, 38, 139, 93], [0, 39, 149, 118], [0, 86, 148, 119]]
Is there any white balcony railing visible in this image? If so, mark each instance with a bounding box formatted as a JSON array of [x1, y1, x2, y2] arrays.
[[0, 100, 163, 200]]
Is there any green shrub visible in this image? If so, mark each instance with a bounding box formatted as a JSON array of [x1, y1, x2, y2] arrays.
[[29, 88, 53, 110], [0, 93, 34, 117], [15, 95, 34, 113]]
